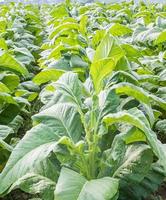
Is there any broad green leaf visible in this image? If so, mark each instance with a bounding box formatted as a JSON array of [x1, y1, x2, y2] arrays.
[[54, 72, 83, 107], [0, 38, 8, 50], [14, 47, 35, 65], [91, 59, 115, 94], [48, 44, 64, 60], [0, 83, 10, 93], [8, 115, 23, 133], [121, 44, 141, 59], [70, 54, 88, 69], [19, 81, 40, 92], [0, 92, 16, 105], [103, 108, 166, 173], [149, 94, 166, 111], [0, 104, 21, 125], [92, 30, 106, 48], [113, 144, 153, 183], [33, 69, 63, 85], [98, 89, 120, 117], [0, 125, 13, 140], [0, 53, 28, 76], [99, 128, 146, 178], [78, 178, 118, 200], [109, 82, 150, 104], [155, 119, 166, 135], [0, 20, 7, 33], [107, 71, 139, 86], [154, 30, 166, 45], [133, 27, 160, 45], [54, 167, 86, 200], [15, 90, 38, 102], [8, 173, 55, 200], [50, 4, 68, 18], [49, 23, 79, 39], [33, 103, 83, 143], [109, 23, 132, 37], [93, 33, 124, 62], [90, 33, 124, 93], [0, 124, 60, 195], [54, 167, 119, 200], [79, 15, 88, 35], [119, 162, 165, 199], [86, 47, 95, 62], [1, 73, 19, 91]]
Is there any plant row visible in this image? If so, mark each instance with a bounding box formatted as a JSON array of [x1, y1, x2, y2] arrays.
[[0, 0, 166, 200]]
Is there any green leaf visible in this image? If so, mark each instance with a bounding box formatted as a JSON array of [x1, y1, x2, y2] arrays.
[[113, 144, 153, 183], [8, 173, 55, 200], [0, 83, 10, 93], [14, 47, 35, 65], [50, 4, 68, 18], [99, 128, 147, 178], [70, 54, 88, 69], [49, 23, 79, 39], [103, 108, 166, 173], [33, 69, 63, 85], [90, 33, 124, 93], [121, 44, 141, 59], [79, 15, 88, 35], [0, 104, 21, 125], [149, 94, 166, 111], [99, 89, 120, 117], [155, 119, 166, 135], [0, 38, 8, 50], [0, 124, 60, 195], [154, 30, 166, 45], [107, 71, 139, 86], [19, 81, 40, 92], [54, 167, 119, 200], [1, 73, 20, 91], [92, 30, 106, 48], [0, 125, 14, 140], [54, 72, 83, 107], [48, 44, 65, 60], [109, 23, 132, 37], [0, 20, 7, 33], [109, 82, 150, 105], [33, 103, 83, 143], [91, 59, 116, 94], [0, 53, 28, 76], [93, 33, 124, 62], [0, 92, 16, 105], [119, 162, 165, 200]]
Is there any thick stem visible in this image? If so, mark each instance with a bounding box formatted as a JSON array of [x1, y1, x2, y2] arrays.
[[77, 101, 101, 179]]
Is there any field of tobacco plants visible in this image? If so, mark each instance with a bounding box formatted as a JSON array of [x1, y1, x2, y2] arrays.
[[0, 0, 166, 199]]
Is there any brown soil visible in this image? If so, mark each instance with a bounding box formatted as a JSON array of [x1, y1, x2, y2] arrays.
[[154, 183, 166, 199], [147, 183, 166, 200], [0, 190, 33, 200]]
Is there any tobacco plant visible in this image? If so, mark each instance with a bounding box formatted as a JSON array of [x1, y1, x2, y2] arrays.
[[0, 32, 166, 200], [0, 1, 166, 200]]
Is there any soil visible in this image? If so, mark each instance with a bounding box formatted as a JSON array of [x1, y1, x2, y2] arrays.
[[146, 183, 166, 200], [0, 184, 166, 200], [0, 190, 32, 200], [154, 183, 166, 199]]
